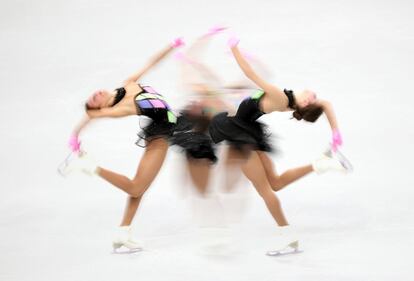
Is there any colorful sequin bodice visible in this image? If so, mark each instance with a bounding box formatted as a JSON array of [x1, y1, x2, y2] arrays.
[[135, 85, 177, 124]]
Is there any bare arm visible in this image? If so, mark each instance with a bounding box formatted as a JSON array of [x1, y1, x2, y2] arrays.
[[179, 36, 223, 88], [72, 106, 130, 136], [123, 44, 174, 85], [72, 115, 91, 136], [191, 61, 223, 86], [86, 106, 130, 119], [230, 45, 287, 108], [319, 99, 344, 149], [319, 100, 339, 131]]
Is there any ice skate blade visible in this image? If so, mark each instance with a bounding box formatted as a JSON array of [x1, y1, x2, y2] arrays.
[[266, 248, 303, 256], [334, 149, 353, 172], [57, 166, 69, 177], [266, 241, 302, 257], [112, 248, 143, 254], [324, 147, 353, 173], [112, 242, 143, 254], [57, 151, 75, 177], [57, 150, 89, 177]]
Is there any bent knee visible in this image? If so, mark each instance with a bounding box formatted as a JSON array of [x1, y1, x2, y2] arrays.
[[270, 177, 285, 191], [255, 186, 275, 199], [130, 192, 141, 199], [130, 181, 150, 198]]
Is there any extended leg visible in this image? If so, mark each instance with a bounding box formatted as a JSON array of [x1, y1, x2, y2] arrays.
[[257, 151, 313, 192], [97, 138, 169, 198]]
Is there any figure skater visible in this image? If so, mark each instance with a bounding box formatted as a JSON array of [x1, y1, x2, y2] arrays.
[[208, 35, 350, 255], [172, 26, 232, 195], [62, 38, 184, 252], [172, 26, 277, 195]]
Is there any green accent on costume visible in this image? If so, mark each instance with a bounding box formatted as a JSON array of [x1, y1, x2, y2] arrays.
[[136, 93, 165, 101], [251, 89, 265, 100], [167, 111, 177, 123], [202, 107, 214, 113]]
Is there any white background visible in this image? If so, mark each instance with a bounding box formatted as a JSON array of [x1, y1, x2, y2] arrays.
[[0, 0, 413, 280]]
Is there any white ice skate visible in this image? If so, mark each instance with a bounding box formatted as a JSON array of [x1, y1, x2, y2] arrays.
[[266, 226, 302, 257], [266, 240, 301, 256], [112, 226, 143, 254], [324, 147, 353, 172], [57, 150, 97, 177], [312, 147, 352, 174]]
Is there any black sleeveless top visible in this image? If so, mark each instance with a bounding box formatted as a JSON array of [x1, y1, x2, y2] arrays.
[[112, 88, 126, 106], [283, 89, 295, 109]]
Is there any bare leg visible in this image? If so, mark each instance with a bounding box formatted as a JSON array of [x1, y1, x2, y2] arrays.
[[96, 138, 168, 227], [223, 146, 250, 192], [187, 158, 211, 195], [120, 196, 142, 226], [257, 151, 313, 192], [242, 152, 289, 226], [97, 138, 169, 198]]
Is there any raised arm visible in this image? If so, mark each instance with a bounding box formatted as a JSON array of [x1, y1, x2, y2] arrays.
[[228, 38, 287, 109], [124, 38, 184, 85], [177, 29, 225, 89]]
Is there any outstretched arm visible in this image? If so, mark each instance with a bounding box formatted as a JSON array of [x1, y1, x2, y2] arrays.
[[124, 38, 184, 85], [223, 50, 272, 89], [177, 32, 223, 89], [71, 105, 128, 136], [68, 106, 130, 152], [229, 39, 287, 109]]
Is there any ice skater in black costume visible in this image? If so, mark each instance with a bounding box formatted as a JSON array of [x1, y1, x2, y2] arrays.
[[171, 27, 234, 195], [61, 38, 184, 253], [208, 35, 350, 255]]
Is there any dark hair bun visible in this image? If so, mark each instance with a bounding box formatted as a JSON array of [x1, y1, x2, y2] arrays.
[[292, 104, 323, 122], [292, 110, 303, 120]]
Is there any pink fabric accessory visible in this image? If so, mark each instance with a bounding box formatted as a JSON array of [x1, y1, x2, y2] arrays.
[[203, 25, 227, 37], [227, 36, 240, 48], [171, 37, 185, 48], [68, 134, 81, 153], [331, 129, 343, 152]]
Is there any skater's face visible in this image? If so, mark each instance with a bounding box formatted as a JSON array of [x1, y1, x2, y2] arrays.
[[291, 89, 323, 122], [296, 89, 317, 108], [86, 89, 111, 109]]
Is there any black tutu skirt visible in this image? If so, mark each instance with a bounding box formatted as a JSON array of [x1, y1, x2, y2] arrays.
[[209, 112, 273, 152], [174, 114, 195, 132], [170, 131, 217, 163], [136, 119, 176, 147], [171, 114, 217, 162]]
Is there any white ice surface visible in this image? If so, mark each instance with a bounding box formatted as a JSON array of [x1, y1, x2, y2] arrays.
[[1, 0, 413, 280]]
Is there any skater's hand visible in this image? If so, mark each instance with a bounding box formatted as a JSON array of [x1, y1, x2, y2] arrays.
[[331, 129, 342, 152], [68, 134, 81, 153], [227, 35, 240, 48], [171, 37, 185, 48]]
